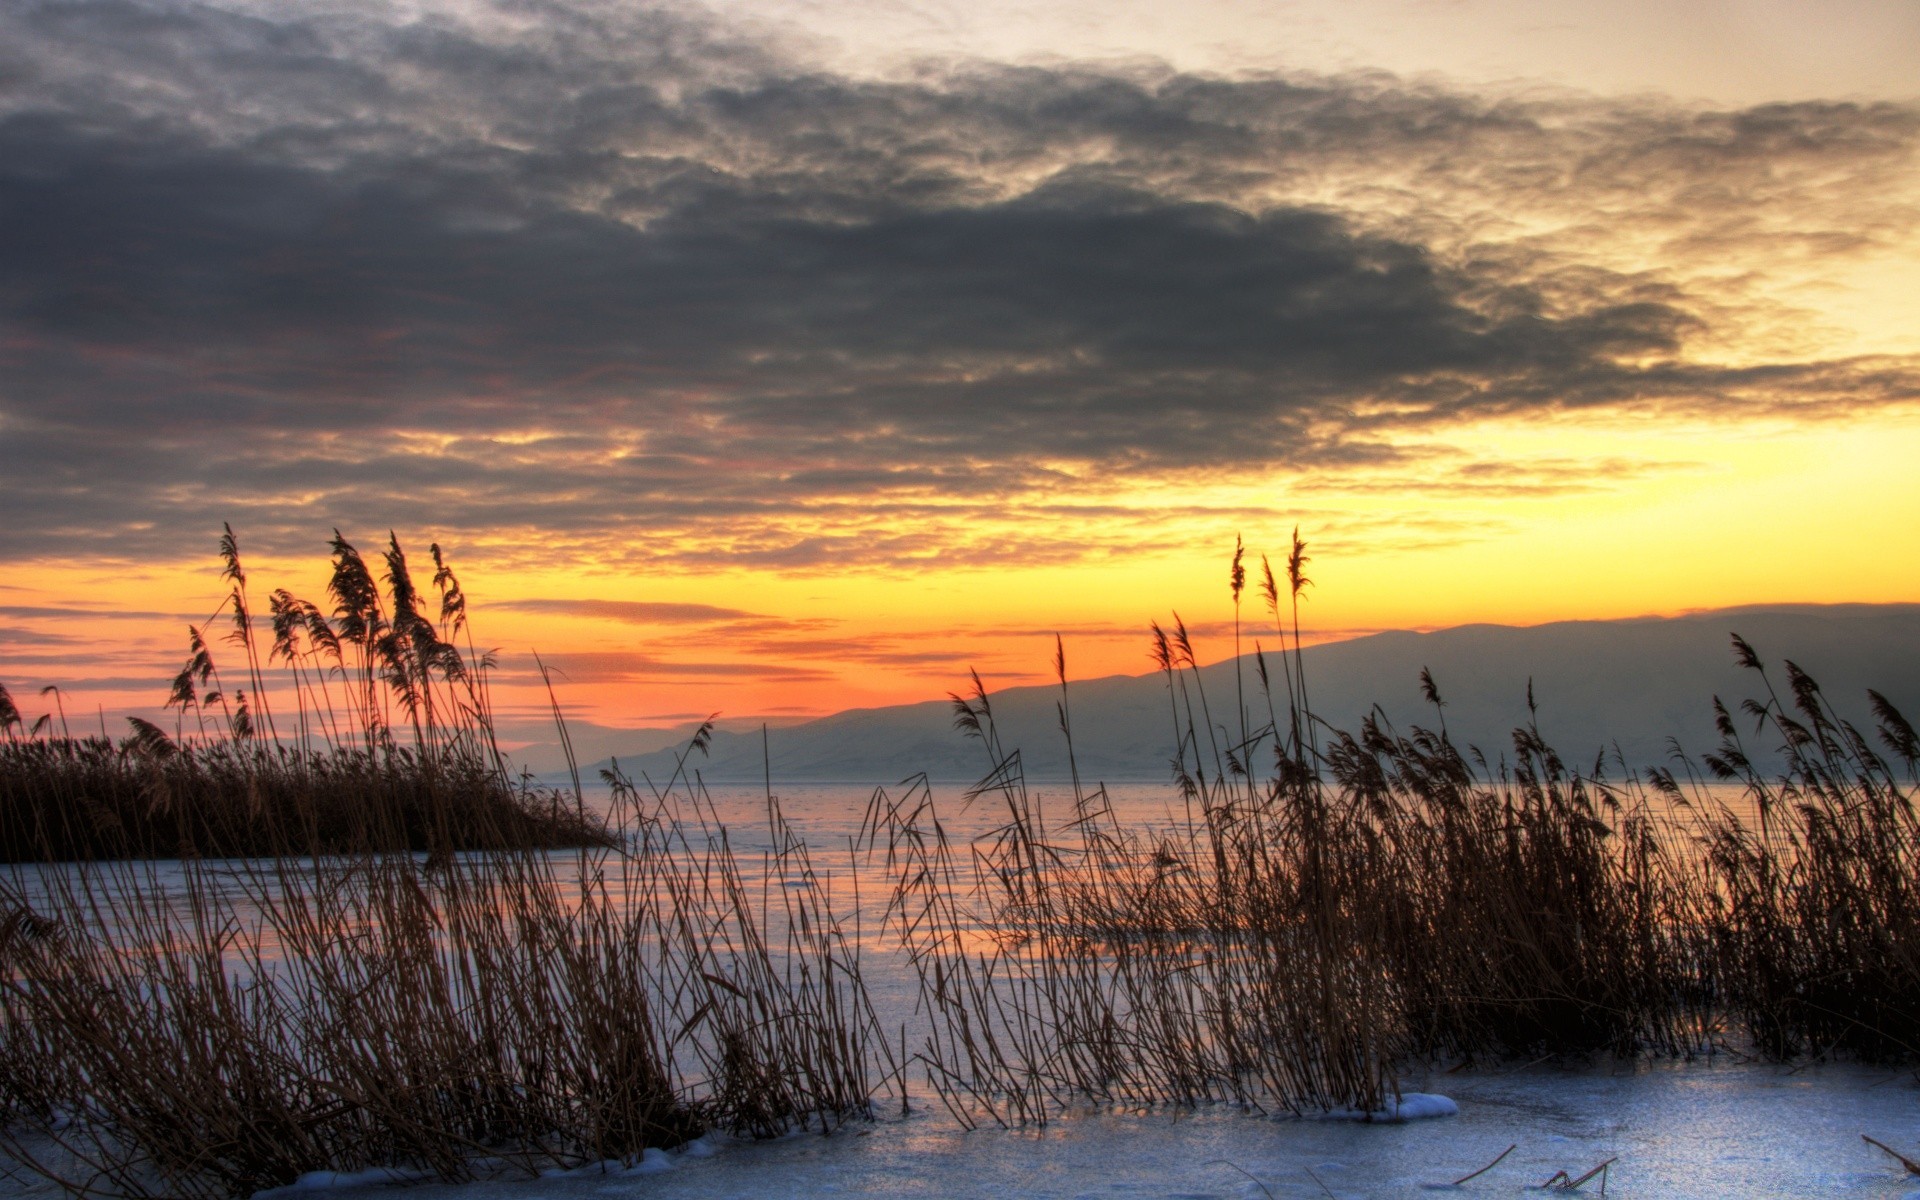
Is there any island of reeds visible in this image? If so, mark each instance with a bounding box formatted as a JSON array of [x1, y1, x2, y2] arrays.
[[0, 528, 606, 861], [2, 530, 1918, 1197]]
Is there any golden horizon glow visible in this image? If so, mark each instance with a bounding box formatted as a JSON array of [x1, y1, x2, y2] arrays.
[[7, 400, 1918, 738], [2, 0, 1918, 746]]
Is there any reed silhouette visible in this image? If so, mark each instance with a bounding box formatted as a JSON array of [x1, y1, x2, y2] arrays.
[[856, 536, 1920, 1129], [0, 740, 889, 1196], [0, 529, 603, 861]]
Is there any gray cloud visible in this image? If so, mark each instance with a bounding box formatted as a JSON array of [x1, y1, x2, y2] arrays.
[[1, 0, 1915, 566]]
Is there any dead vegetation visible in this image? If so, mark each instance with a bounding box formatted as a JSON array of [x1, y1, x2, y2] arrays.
[[0, 528, 603, 861]]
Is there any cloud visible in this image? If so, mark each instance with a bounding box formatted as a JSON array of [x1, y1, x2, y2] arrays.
[[497, 598, 761, 623], [0, 624, 82, 645], [520, 650, 833, 684], [0, 604, 194, 621], [0, 0, 1915, 567], [699, 633, 987, 667]]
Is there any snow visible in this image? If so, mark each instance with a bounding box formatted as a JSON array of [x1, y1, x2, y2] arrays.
[[1321, 1092, 1458, 1123], [539, 1149, 676, 1178], [36, 1060, 1896, 1200], [256, 1167, 431, 1195]]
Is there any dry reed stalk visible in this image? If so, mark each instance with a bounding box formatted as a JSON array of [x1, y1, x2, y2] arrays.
[[854, 538, 1919, 1134], [1, 531, 607, 863]]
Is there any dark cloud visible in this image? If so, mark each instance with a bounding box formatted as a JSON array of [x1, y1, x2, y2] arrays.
[[0, 0, 1915, 566]]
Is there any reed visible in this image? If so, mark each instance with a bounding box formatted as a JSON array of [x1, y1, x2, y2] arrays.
[[1678, 640, 1920, 1059], [0, 748, 890, 1196], [855, 537, 1919, 1131], [0, 529, 603, 861], [0, 529, 889, 1193]]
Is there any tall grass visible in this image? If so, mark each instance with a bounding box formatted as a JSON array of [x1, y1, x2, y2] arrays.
[[856, 536, 1920, 1129], [1679, 640, 1920, 1060], [0, 529, 601, 860], [0, 753, 891, 1197]]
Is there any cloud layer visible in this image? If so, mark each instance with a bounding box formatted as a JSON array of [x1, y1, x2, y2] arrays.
[[2, 0, 1916, 568]]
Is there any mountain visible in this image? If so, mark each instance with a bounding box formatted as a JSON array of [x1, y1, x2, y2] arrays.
[[597, 604, 1920, 786], [504, 716, 810, 778]]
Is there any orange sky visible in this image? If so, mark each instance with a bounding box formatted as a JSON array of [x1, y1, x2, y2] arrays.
[[1, 0, 1917, 748]]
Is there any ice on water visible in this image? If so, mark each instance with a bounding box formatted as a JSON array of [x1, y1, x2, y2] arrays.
[[14, 785, 1920, 1200]]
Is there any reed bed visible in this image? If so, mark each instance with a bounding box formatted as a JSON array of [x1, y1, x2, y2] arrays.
[[0, 528, 887, 1195], [0, 756, 891, 1197], [0, 737, 607, 861], [0, 528, 603, 860], [1680, 639, 1920, 1061], [856, 535, 1920, 1129]]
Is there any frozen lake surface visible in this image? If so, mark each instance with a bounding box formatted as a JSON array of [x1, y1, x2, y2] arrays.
[[5, 782, 1914, 1199], [10, 1060, 1920, 1198], [185, 1060, 1920, 1200]]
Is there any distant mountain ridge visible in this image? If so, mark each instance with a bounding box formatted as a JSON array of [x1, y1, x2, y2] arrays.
[[596, 604, 1920, 787]]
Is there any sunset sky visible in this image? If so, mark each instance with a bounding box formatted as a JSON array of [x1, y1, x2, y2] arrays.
[[1, 0, 1916, 745]]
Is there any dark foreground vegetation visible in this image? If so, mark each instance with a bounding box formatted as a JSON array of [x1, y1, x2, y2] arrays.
[[2, 532, 1918, 1195], [855, 536, 1920, 1127], [0, 530, 882, 1196], [0, 772, 881, 1197]]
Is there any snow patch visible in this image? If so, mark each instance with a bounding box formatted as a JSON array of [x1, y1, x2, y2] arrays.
[[540, 1148, 678, 1178], [1321, 1092, 1458, 1123], [256, 1166, 430, 1195]]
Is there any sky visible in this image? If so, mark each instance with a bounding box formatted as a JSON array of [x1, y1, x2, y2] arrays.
[[1, 0, 1917, 745]]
